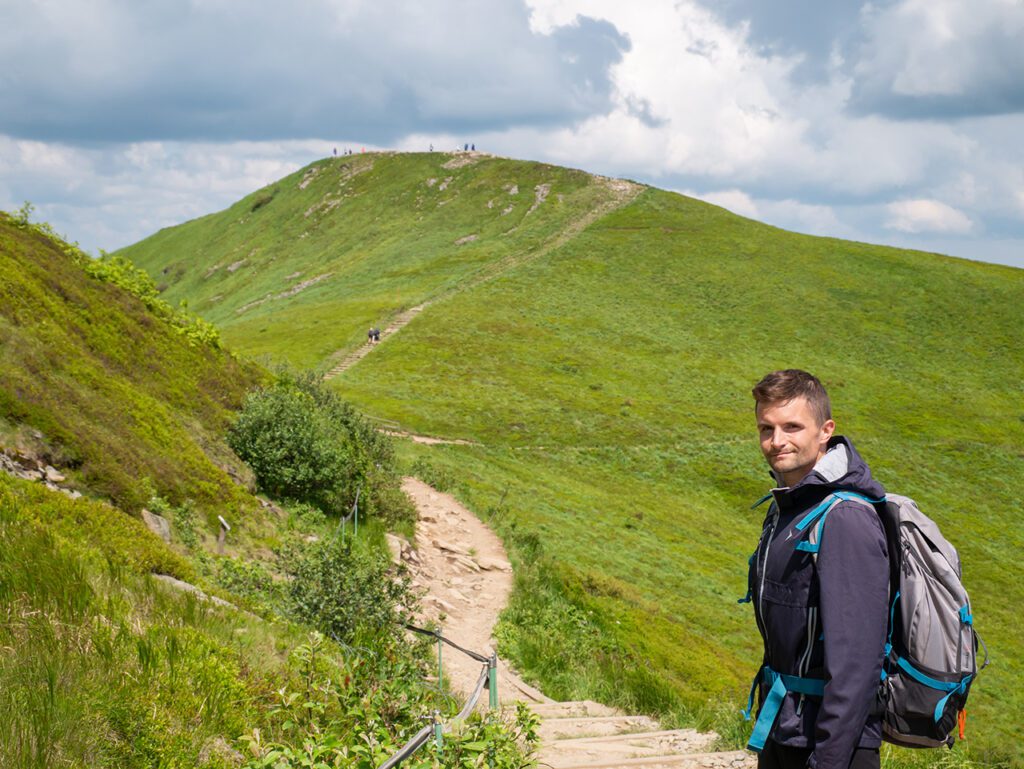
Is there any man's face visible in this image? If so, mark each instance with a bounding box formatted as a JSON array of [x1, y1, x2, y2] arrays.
[[755, 396, 835, 487]]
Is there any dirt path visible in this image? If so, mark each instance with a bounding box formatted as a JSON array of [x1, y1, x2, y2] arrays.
[[381, 430, 478, 446], [395, 477, 552, 705], [396, 476, 755, 769]]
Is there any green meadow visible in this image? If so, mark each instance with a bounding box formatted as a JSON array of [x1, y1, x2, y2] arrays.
[[120, 154, 1024, 766]]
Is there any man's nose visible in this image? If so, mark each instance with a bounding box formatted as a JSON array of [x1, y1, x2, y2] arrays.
[[770, 429, 787, 447]]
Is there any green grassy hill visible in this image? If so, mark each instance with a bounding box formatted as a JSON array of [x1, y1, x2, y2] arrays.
[[0, 211, 265, 522], [119, 153, 1024, 767], [3, 212, 531, 768]]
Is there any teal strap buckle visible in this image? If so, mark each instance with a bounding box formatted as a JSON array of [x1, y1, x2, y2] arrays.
[[933, 676, 971, 723], [745, 667, 825, 752]]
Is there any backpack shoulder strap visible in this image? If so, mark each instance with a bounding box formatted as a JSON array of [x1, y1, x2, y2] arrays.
[[795, 491, 883, 556]]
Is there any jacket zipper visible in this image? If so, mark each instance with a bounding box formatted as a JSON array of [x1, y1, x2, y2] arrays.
[[755, 501, 780, 649]]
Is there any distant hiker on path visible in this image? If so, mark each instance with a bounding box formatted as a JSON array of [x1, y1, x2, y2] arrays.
[[372, 327, 381, 343], [743, 370, 888, 769], [368, 327, 374, 344]]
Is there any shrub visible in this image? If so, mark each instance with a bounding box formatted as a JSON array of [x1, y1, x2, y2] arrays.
[[285, 538, 415, 647], [228, 369, 412, 524]]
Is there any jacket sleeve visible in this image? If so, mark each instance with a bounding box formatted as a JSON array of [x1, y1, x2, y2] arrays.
[[810, 501, 889, 769]]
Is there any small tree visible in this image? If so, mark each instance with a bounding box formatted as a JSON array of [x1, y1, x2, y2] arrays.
[[227, 369, 412, 522]]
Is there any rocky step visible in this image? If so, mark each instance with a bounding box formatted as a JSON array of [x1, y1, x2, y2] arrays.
[[538, 715, 661, 741], [529, 700, 621, 719], [539, 749, 755, 769], [536, 728, 717, 765]]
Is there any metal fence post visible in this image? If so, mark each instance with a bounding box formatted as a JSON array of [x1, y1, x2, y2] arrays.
[[437, 635, 443, 689], [433, 710, 443, 753], [488, 653, 498, 710]]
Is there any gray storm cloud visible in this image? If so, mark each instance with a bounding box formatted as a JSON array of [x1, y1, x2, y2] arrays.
[[0, 0, 628, 143]]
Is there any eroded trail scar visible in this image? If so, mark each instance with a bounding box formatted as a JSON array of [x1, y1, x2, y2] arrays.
[[322, 178, 642, 380]]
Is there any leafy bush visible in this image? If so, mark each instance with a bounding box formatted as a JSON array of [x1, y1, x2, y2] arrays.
[[286, 537, 415, 647], [1, 474, 193, 580], [429, 704, 540, 769], [6, 205, 221, 349], [228, 369, 413, 523]]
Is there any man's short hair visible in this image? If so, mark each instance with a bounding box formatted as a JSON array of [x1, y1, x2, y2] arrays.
[[752, 369, 832, 426]]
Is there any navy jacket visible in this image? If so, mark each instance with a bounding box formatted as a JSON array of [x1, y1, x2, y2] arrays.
[[749, 436, 889, 769]]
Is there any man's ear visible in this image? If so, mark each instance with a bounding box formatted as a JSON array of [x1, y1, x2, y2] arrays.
[[820, 419, 836, 442]]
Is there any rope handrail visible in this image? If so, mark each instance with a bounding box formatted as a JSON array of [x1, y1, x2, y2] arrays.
[[376, 628, 496, 769], [405, 623, 491, 664]]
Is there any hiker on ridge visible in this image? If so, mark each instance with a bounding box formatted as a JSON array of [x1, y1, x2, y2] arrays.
[[744, 369, 889, 769]]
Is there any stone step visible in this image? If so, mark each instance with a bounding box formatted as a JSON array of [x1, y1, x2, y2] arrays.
[[529, 700, 621, 719], [537, 728, 717, 765], [539, 748, 755, 769], [538, 715, 661, 741]]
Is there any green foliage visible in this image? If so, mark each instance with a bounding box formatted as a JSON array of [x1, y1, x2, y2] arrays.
[[0, 211, 263, 518], [286, 537, 415, 647], [1, 202, 529, 768], [5, 206, 221, 349], [228, 368, 413, 524], [0, 476, 270, 767], [80, 252, 223, 349], [229, 378, 352, 513], [214, 556, 281, 615], [0, 473, 193, 579], [1, 472, 522, 769], [427, 704, 540, 769]]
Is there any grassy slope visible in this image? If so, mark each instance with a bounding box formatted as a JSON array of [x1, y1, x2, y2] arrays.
[[122, 152, 621, 371], [119, 156, 1024, 766], [0, 213, 264, 524], [0, 215, 454, 768]]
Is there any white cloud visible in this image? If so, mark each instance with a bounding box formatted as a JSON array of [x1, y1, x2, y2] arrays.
[[0, 0, 626, 143], [688, 189, 759, 219], [885, 199, 974, 235], [0, 137, 335, 251]]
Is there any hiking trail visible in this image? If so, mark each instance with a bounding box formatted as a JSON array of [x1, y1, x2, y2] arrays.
[[323, 177, 642, 380], [397, 476, 756, 769]]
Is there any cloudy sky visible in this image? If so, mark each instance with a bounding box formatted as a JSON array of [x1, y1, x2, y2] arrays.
[[2, 0, 1023, 268]]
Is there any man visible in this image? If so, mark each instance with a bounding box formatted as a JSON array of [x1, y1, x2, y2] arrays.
[[746, 370, 889, 769]]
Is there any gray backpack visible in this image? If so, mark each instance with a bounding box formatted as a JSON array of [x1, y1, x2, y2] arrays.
[[873, 494, 988, 747], [801, 493, 988, 748]]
